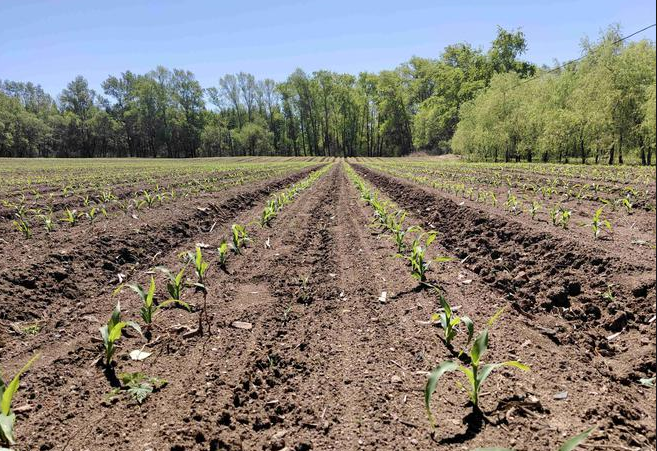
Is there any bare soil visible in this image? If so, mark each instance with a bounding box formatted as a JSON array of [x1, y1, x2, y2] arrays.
[[0, 162, 654, 451]]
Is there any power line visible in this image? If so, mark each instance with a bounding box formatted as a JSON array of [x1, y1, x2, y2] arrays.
[[519, 23, 656, 85]]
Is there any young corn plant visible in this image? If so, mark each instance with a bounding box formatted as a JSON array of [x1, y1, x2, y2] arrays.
[[431, 292, 474, 348], [155, 266, 188, 304], [0, 354, 39, 447], [127, 276, 189, 335], [12, 216, 31, 239], [185, 246, 210, 289], [261, 200, 278, 227], [398, 233, 451, 285], [230, 224, 250, 255], [424, 329, 529, 428], [61, 208, 82, 226], [590, 207, 612, 239], [39, 214, 55, 232], [217, 241, 229, 270], [99, 302, 142, 368], [528, 201, 542, 220], [184, 246, 210, 335], [388, 212, 420, 253], [560, 209, 572, 229]]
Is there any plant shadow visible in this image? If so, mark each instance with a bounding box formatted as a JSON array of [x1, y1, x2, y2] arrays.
[[435, 406, 486, 445]]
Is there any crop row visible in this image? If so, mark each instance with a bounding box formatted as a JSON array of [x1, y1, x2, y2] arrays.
[[344, 162, 596, 450], [0, 163, 332, 448], [357, 160, 651, 240], [4, 162, 322, 239]]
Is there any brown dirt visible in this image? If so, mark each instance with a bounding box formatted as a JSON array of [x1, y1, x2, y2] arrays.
[[0, 162, 655, 451]]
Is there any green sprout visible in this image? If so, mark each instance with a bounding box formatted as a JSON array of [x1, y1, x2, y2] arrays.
[[230, 224, 250, 255], [431, 292, 474, 347], [100, 302, 142, 368], [12, 217, 31, 239], [590, 207, 612, 239], [0, 354, 39, 446], [425, 329, 529, 428]]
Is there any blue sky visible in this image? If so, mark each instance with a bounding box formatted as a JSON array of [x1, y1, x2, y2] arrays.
[[1, 0, 655, 96]]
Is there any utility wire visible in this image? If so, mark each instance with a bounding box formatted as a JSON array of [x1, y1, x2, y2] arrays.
[[519, 23, 656, 85]]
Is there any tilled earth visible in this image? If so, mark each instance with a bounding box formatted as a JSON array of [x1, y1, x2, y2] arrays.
[[0, 162, 655, 451]]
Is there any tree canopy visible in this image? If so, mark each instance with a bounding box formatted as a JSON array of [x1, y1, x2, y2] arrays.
[[1, 26, 654, 164]]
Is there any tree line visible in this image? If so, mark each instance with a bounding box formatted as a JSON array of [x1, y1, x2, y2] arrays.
[[1, 25, 654, 163]]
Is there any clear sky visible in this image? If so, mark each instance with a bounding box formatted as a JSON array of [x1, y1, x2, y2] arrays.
[[1, 0, 655, 96]]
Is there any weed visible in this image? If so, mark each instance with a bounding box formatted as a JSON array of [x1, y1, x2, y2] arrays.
[[119, 372, 167, 404]]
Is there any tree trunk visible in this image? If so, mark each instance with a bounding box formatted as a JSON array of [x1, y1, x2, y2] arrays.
[[608, 143, 615, 165], [618, 133, 624, 165]]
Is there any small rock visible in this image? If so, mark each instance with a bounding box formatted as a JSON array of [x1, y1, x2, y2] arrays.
[[553, 391, 568, 400], [391, 375, 402, 384], [231, 321, 253, 330]]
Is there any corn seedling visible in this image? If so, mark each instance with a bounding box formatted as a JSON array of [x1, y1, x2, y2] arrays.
[[261, 199, 278, 227], [86, 206, 107, 224], [560, 209, 572, 229], [622, 197, 633, 215], [155, 266, 188, 303], [39, 214, 55, 232], [504, 193, 520, 215], [217, 241, 229, 270], [0, 354, 39, 446], [388, 211, 420, 253], [127, 277, 188, 332], [183, 247, 210, 335], [184, 246, 210, 288], [424, 329, 529, 428], [431, 292, 474, 347], [61, 208, 82, 226], [398, 232, 451, 284], [528, 201, 542, 220], [590, 207, 612, 239], [100, 302, 142, 368], [230, 224, 250, 255], [12, 216, 31, 239]]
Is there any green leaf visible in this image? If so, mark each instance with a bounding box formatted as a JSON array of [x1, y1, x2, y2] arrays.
[[108, 322, 127, 342], [558, 428, 594, 451], [462, 316, 475, 345], [127, 383, 153, 404], [0, 413, 16, 445], [470, 330, 489, 366], [424, 361, 459, 427], [146, 277, 156, 307], [433, 256, 453, 263], [1, 354, 39, 416], [439, 294, 452, 317], [126, 283, 146, 302]]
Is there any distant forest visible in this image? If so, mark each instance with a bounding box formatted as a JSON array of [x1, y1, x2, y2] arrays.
[[1, 25, 655, 163]]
